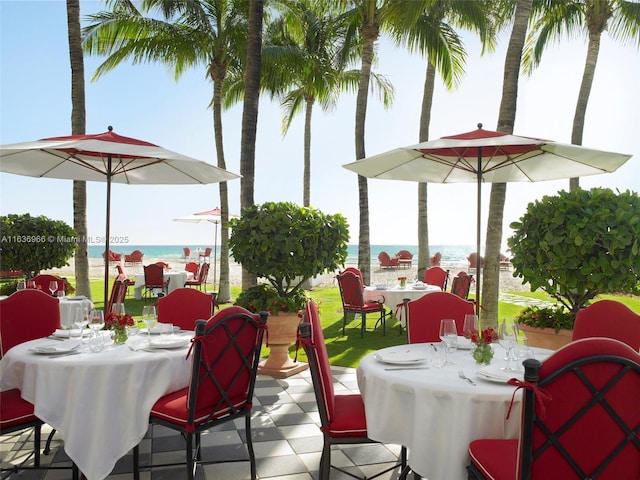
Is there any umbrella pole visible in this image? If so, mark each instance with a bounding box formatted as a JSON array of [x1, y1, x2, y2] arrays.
[[476, 147, 482, 317], [213, 222, 218, 291], [104, 156, 112, 308]]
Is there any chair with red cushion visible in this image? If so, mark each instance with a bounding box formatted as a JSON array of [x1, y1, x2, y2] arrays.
[[450, 271, 473, 300], [133, 306, 268, 480], [199, 247, 212, 263], [405, 292, 474, 344], [378, 251, 400, 269], [143, 263, 169, 299], [124, 249, 144, 265], [572, 300, 640, 351], [184, 262, 209, 291], [29, 274, 66, 295], [337, 270, 387, 337], [106, 278, 128, 314], [467, 252, 484, 272], [423, 266, 450, 290], [157, 288, 214, 331], [468, 337, 640, 480], [298, 301, 406, 480], [396, 250, 413, 268], [430, 251, 442, 266], [184, 261, 200, 278]]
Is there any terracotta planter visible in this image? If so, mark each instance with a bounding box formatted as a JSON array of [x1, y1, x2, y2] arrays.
[[258, 311, 308, 378], [519, 324, 573, 350]]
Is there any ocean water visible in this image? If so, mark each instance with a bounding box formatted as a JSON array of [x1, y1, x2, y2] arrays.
[[89, 244, 475, 267]]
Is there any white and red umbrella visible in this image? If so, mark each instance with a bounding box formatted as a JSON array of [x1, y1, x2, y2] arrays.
[[0, 127, 240, 302], [343, 124, 633, 312], [173, 207, 239, 287]]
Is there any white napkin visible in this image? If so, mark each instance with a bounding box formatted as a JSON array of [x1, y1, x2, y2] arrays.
[[53, 328, 90, 338], [375, 349, 427, 364], [30, 339, 81, 353]]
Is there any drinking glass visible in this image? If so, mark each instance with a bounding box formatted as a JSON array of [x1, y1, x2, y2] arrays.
[[498, 319, 517, 371], [49, 280, 58, 297], [73, 307, 89, 341], [142, 306, 157, 338], [89, 309, 105, 337], [462, 314, 478, 356], [16, 281, 26, 291], [112, 303, 125, 315], [439, 318, 458, 365]]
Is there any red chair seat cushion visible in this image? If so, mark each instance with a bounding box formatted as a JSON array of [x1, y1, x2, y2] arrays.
[[327, 394, 368, 438], [468, 439, 518, 480], [0, 389, 38, 430]]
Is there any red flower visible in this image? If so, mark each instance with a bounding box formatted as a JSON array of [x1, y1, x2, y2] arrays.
[[105, 312, 134, 329]]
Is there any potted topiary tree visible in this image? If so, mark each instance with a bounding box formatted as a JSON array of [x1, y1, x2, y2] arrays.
[[229, 201, 349, 377], [507, 187, 640, 348]]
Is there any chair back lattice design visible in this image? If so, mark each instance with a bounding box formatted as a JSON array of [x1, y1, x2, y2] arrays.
[[0, 290, 60, 355], [406, 292, 474, 344], [186, 307, 267, 429], [198, 262, 210, 284], [573, 300, 640, 351], [106, 279, 128, 314], [423, 266, 449, 290], [450, 271, 473, 300], [519, 338, 640, 479], [158, 288, 213, 331]]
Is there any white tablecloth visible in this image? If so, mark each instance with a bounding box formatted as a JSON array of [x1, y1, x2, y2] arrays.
[[357, 344, 552, 479], [58, 296, 94, 328], [132, 271, 193, 299], [364, 285, 440, 325], [0, 335, 192, 480]]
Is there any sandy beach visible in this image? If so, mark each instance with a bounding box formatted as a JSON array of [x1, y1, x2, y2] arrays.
[[44, 256, 530, 292]]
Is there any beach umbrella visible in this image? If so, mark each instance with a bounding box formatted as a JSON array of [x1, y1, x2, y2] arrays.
[[173, 207, 239, 287], [0, 126, 240, 303], [343, 123, 633, 313]]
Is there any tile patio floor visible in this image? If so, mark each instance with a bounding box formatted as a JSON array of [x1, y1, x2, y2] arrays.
[[1, 366, 407, 480]]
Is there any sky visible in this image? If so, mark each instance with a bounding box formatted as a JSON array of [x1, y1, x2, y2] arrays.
[[1, 0, 639, 253]]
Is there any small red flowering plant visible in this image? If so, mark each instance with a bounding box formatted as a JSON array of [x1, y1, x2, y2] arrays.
[[470, 327, 499, 364], [397, 276, 407, 288], [104, 312, 135, 330]]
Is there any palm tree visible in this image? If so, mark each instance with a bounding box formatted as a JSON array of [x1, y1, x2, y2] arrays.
[[66, 0, 91, 299], [482, 0, 532, 328], [262, 1, 392, 207], [83, 0, 249, 303], [389, 0, 495, 280], [524, 0, 640, 190]]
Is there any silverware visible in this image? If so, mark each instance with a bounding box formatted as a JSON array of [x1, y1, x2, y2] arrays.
[[385, 366, 429, 371], [48, 350, 82, 359], [458, 370, 477, 386]]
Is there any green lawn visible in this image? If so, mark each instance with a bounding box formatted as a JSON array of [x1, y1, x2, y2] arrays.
[[84, 278, 640, 369]]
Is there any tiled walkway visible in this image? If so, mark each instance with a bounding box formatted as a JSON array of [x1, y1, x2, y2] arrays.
[[1, 367, 406, 480]]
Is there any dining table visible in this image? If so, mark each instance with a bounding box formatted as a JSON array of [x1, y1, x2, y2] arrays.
[[356, 343, 553, 479], [363, 284, 441, 325], [0, 332, 193, 480], [132, 270, 194, 299]]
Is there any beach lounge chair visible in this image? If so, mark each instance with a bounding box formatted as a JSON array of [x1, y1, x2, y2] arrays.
[[102, 249, 122, 264], [124, 249, 144, 266], [430, 251, 442, 266], [378, 251, 399, 269], [467, 252, 484, 272]]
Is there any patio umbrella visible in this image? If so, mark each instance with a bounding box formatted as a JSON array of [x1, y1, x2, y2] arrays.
[[343, 123, 632, 313], [173, 207, 239, 287], [0, 126, 240, 303]]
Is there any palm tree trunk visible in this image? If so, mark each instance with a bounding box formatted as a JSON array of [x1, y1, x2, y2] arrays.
[[240, 0, 263, 290], [67, 0, 90, 299], [303, 96, 313, 207], [211, 65, 232, 303], [355, 17, 379, 286], [569, 28, 602, 191], [417, 60, 436, 279], [483, 0, 532, 328]]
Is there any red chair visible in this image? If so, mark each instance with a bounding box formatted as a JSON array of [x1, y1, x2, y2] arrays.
[[102, 249, 122, 263], [405, 292, 474, 343], [450, 271, 473, 300], [423, 266, 449, 290], [157, 288, 214, 331], [0, 289, 60, 356], [572, 300, 640, 351], [467, 252, 484, 271], [185, 262, 209, 291], [430, 251, 442, 266], [468, 337, 640, 480], [499, 253, 511, 270], [124, 249, 144, 265], [143, 264, 169, 299], [184, 261, 200, 278], [28, 274, 66, 295], [133, 306, 268, 480], [199, 247, 212, 263], [183, 247, 193, 261], [336, 270, 386, 337], [298, 301, 406, 480], [106, 278, 128, 314], [378, 251, 400, 269], [154, 261, 170, 269], [396, 250, 413, 268]]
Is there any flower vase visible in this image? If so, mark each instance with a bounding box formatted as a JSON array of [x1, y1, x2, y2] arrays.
[[472, 343, 494, 365], [112, 327, 128, 345]]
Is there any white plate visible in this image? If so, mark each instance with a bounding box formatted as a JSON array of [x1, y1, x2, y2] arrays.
[[29, 339, 81, 354], [375, 348, 427, 365], [456, 336, 473, 349], [140, 324, 180, 335], [147, 336, 191, 349], [53, 328, 91, 338], [476, 366, 523, 383], [374, 285, 388, 290], [412, 285, 427, 290], [64, 296, 86, 301]]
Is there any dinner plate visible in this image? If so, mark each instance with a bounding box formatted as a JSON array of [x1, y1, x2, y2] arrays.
[[375, 349, 427, 365], [53, 328, 91, 338], [140, 325, 180, 335], [147, 336, 191, 349], [476, 366, 523, 383], [64, 296, 86, 301], [411, 285, 427, 290], [29, 339, 81, 354]]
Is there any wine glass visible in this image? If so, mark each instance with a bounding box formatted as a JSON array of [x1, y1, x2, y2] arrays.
[[89, 309, 105, 337], [439, 318, 458, 365], [16, 281, 26, 291], [462, 314, 478, 356], [49, 280, 58, 297], [142, 306, 157, 339], [498, 319, 517, 371], [73, 307, 89, 341]]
